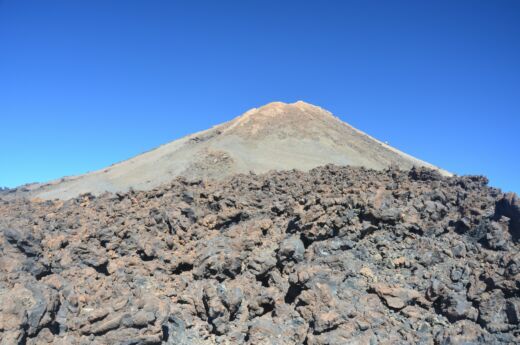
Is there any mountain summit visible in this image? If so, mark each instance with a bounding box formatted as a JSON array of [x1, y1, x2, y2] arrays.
[[20, 101, 448, 200]]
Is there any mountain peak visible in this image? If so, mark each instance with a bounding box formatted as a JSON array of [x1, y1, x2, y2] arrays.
[[225, 101, 336, 136], [246, 100, 329, 116], [15, 102, 449, 200], [223, 101, 335, 137]]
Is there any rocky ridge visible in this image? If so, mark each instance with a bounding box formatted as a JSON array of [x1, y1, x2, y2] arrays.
[[0, 165, 519, 344]]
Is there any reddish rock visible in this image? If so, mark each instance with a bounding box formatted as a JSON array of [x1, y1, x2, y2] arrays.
[[0, 166, 519, 344]]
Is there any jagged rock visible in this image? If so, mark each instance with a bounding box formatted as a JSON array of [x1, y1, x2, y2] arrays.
[[0, 282, 59, 342], [372, 284, 423, 310], [506, 298, 520, 325], [202, 283, 230, 335], [434, 320, 492, 344], [193, 237, 242, 281], [485, 218, 512, 250], [247, 250, 277, 277], [277, 236, 305, 263], [495, 193, 520, 241], [435, 293, 478, 322], [0, 165, 518, 344], [478, 290, 510, 333], [246, 318, 285, 345]]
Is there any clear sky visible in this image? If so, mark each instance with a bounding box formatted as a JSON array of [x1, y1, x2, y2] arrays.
[[1, 1, 519, 193]]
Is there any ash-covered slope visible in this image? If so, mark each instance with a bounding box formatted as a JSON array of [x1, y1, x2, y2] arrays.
[[1, 166, 519, 344], [17, 101, 448, 200]]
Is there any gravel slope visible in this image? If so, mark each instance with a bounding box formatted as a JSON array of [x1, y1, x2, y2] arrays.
[[8, 101, 449, 200]]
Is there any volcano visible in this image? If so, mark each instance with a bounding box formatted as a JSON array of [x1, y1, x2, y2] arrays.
[[16, 101, 448, 200]]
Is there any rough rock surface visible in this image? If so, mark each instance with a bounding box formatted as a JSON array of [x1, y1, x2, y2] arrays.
[[0, 165, 519, 344]]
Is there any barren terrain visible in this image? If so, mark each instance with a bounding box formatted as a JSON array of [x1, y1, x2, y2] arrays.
[[1, 165, 519, 344], [6, 101, 449, 200]]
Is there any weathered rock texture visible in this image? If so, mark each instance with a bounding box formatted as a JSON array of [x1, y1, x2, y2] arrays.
[[1, 165, 519, 344]]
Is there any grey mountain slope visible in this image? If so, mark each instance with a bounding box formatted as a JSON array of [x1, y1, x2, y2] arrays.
[[17, 101, 450, 200]]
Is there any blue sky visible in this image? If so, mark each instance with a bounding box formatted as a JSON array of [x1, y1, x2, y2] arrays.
[[1, 0, 519, 193]]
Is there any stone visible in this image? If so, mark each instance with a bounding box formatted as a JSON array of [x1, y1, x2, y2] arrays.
[[278, 236, 305, 263], [495, 193, 520, 241], [131, 310, 156, 327], [485, 218, 512, 250], [247, 250, 277, 277], [478, 290, 510, 333], [372, 284, 422, 310], [0, 165, 518, 344], [506, 298, 520, 325], [436, 293, 478, 322]]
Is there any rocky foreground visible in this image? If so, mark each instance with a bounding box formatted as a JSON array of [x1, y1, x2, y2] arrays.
[[1, 165, 519, 344]]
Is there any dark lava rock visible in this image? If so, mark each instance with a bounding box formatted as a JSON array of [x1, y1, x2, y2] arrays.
[[0, 165, 518, 344], [495, 193, 520, 241]]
